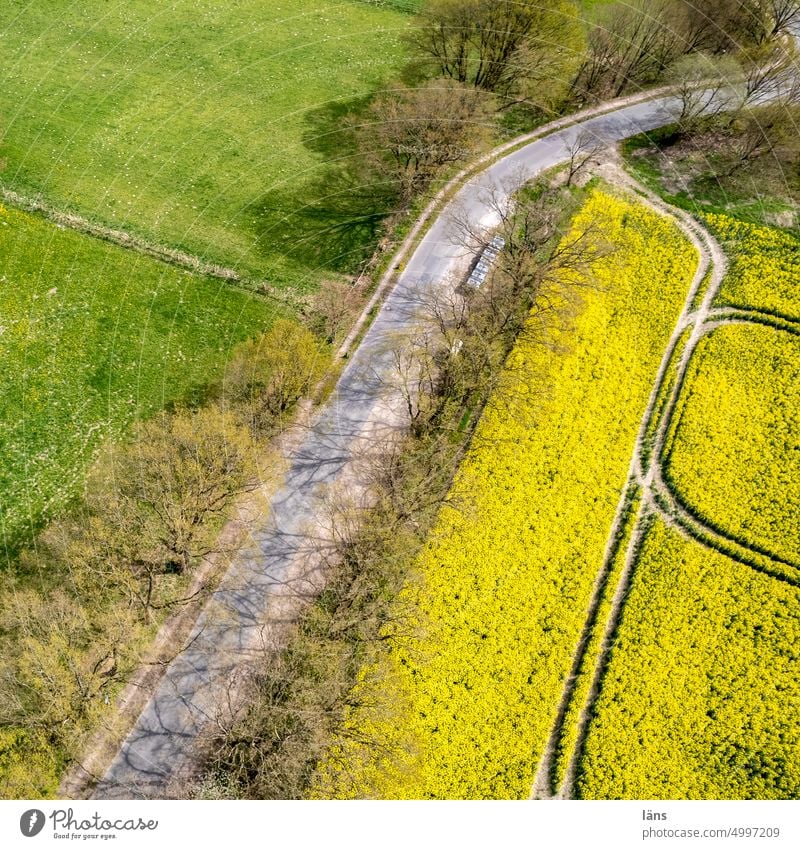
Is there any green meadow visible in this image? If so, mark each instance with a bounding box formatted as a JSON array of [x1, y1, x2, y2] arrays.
[[0, 0, 424, 556], [0, 204, 278, 559], [0, 0, 419, 288]]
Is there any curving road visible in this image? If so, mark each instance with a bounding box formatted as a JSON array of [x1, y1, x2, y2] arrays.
[[94, 92, 690, 799]]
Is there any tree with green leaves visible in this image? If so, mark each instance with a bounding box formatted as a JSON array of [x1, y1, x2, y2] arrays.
[[41, 404, 255, 624], [408, 0, 584, 112], [223, 319, 328, 433]]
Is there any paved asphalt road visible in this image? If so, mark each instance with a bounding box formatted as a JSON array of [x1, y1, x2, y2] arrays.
[[95, 93, 683, 799]]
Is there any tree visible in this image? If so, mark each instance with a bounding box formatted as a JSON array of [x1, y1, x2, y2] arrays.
[[668, 53, 740, 132], [451, 175, 610, 314], [0, 590, 137, 749], [673, 0, 748, 55], [732, 97, 800, 165], [564, 130, 605, 187], [737, 40, 799, 106], [0, 727, 60, 800], [223, 319, 328, 433], [198, 464, 421, 800], [374, 177, 613, 441], [107, 405, 254, 574], [382, 330, 440, 437], [573, 1, 687, 101], [354, 79, 491, 202], [409, 0, 584, 110], [306, 279, 362, 345], [738, 0, 800, 45], [43, 405, 255, 623]]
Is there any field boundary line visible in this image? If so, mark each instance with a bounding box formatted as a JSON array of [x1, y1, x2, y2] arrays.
[[0, 187, 247, 279], [1, 187, 309, 311], [653, 316, 800, 580]]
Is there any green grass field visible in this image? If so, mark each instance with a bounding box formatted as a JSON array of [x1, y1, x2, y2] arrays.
[[0, 203, 278, 560], [0, 0, 418, 289]]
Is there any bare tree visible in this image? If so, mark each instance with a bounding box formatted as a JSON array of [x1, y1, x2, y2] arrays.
[[674, 0, 800, 51], [668, 52, 740, 131], [732, 97, 800, 165], [409, 0, 584, 107], [306, 279, 363, 345], [673, 0, 746, 54], [451, 173, 611, 306], [381, 173, 616, 442], [380, 330, 440, 436], [197, 448, 427, 800], [737, 40, 799, 106], [564, 131, 605, 187], [573, 0, 688, 101], [740, 0, 800, 45]]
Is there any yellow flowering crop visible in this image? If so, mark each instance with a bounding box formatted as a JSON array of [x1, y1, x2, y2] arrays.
[[574, 210, 800, 799], [577, 517, 800, 799], [707, 213, 800, 320], [664, 323, 800, 567]]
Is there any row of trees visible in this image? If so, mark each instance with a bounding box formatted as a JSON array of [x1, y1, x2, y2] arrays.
[[342, 0, 800, 227], [0, 320, 327, 797], [572, 0, 800, 102], [386, 178, 610, 441], [409, 0, 585, 109], [197, 174, 612, 798], [409, 0, 800, 103]]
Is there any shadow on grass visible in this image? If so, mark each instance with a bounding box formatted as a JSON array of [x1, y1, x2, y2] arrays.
[[250, 96, 404, 277]]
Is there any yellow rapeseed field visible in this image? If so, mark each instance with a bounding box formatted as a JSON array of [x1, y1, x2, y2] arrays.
[[574, 210, 800, 799], [663, 323, 800, 566], [576, 517, 800, 799], [708, 213, 800, 320]]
